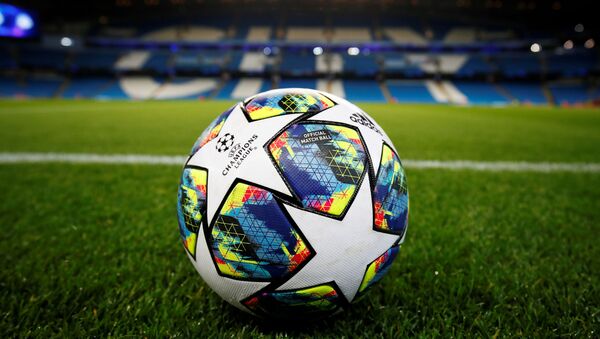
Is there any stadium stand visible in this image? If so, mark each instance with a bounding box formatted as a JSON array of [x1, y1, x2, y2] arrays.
[[280, 52, 315, 76], [546, 52, 596, 78], [443, 28, 477, 44], [388, 81, 437, 103], [286, 27, 326, 43], [0, 76, 20, 97], [95, 80, 130, 100], [331, 27, 372, 42], [246, 27, 272, 42], [454, 82, 509, 105], [383, 27, 428, 46], [343, 80, 386, 102], [0, 6, 598, 106], [154, 77, 217, 99], [141, 51, 172, 73], [71, 49, 122, 72], [494, 54, 542, 78], [343, 54, 379, 76], [455, 55, 494, 77], [20, 76, 63, 98], [501, 83, 547, 104], [549, 83, 591, 105], [142, 26, 225, 42], [115, 51, 150, 71], [62, 78, 114, 98]]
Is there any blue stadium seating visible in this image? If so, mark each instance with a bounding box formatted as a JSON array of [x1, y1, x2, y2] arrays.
[[214, 78, 271, 100], [174, 50, 224, 75], [95, 81, 130, 99], [388, 82, 436, 103], [214, 79, 239, 99], [549, 84, 590, 105], [142, 51, 172, 73], [455, 82, 509, 104], [382, 53, 424, 77], [63, 78, 113, 98], [279, 78, 316, 89], [343, 54, 379, 76], [456, 56, 494, 77], [0, 77, 19, 97], [24, 77, 63, 97], [501, 83, 547, 104], [2, 76, 64, 98], [280, 52, 315, 76], [343, 80, 386, 102], [494, 54, 541, 78], [227, 51, 244, 72], [546, 53, 596, 78], [71, 50, 121, 71]]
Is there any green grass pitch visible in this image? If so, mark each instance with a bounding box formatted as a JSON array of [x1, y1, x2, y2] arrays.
[[0, 100, 598, 337]]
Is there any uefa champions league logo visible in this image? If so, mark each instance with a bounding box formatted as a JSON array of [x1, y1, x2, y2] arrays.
[[216, 133, 235, 152], [219, 134, 259, 176]]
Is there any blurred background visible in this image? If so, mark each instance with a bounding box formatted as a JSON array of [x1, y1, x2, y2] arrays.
[[0, 0, 598, 105]]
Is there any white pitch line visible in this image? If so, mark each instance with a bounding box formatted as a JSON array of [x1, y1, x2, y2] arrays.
[[402, 160, 600, 173], [0, 152, 599, 173], [0, 152, 187, 166]]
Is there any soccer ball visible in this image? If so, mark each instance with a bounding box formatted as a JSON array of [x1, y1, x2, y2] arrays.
[[177, 88, 409, 319]]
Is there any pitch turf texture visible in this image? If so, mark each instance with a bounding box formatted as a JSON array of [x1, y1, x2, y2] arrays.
[[0, 100, 598, 337]]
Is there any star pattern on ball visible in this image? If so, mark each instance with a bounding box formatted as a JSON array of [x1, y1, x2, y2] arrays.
[[276, 177, 400, 301]]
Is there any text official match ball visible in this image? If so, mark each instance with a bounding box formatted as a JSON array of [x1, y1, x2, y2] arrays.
[[177, 88, 409, 319]]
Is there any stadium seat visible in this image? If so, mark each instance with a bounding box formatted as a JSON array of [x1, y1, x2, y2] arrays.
[[142, 51, 172, 73], [343, 54, 379, 76], [443, 28, 477, 44], [174, 50, 224, 75], [0, 76, 20, 97], [246, 26, 271, 42], [280, 52, 315, 76], [455, 56, 494, 77], [279, 78, 316, 89], [383, 27, 428, 46], [238, 52, 271, 73], [382, 53, 424, 77], [142, 26, 225, 42], [22, 76, 63, 98], [63, 78, 114, 98], [71, 49, 121, 71], [388, 81, 437, 103], [95, 80, 130, 100], [546, 53, 596, 78], [331, 28, 372, 42], [286, 27, 326, 42], [115, 51, 151, 71], [549, 83, 590, 105], [343, 80, 386, 102], [494, 54, 541, 78], [501, 83, 547, 104], [454, 81, 509, 105], [154, 78, 218, 99]]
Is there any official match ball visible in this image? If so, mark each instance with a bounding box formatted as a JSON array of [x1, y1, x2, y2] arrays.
[[177, 88, 409, 319]]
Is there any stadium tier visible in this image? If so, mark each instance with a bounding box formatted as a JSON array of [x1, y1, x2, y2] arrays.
[[0, 11, 598, 106]]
